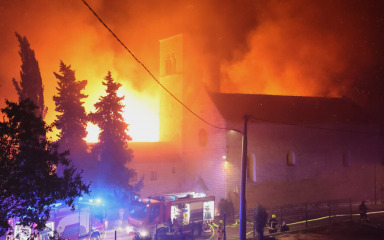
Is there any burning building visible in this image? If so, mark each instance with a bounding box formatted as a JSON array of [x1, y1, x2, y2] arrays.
[[130, 33, 384, 209]]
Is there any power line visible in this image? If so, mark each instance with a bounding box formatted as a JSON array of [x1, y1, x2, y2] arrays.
[[80, 0, 227, 130], [80, 0, 381, 136]]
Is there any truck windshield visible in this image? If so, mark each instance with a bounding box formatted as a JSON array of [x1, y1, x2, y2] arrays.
[[129, 201, 148, 220]]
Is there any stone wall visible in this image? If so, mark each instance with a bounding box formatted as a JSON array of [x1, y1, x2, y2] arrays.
[[225, 121, 384, 208]]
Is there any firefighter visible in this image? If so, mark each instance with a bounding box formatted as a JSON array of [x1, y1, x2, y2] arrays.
[[267, 214, 278, 233], [217, 220, 225, 240], [359, 201, 368, 222]]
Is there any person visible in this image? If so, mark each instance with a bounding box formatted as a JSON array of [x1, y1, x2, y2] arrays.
[[253, 205, 268, 240], [359, 201, 368, 222], [280, 221, 289, 232], [267, 214, 278, 233], [217, 220, 225, 240]]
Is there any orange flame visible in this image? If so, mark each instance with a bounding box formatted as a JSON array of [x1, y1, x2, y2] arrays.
[[83, 84, 159, 143]]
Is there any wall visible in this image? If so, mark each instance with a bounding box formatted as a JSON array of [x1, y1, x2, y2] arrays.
[[129, 142, 185, 197], [181, 84, 227, 204], [225, 121, 384, 208]]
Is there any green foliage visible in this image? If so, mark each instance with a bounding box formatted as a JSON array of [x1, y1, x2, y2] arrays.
[[0, 99, 90, 236], [218, 198, 235, 218], [89, 72, 138, 201], [53, 61, 88, 153], [12, 33, 46, 117]]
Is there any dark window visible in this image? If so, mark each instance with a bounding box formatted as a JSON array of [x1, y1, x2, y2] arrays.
[[287, 151, 296, 166], [129, 202, 147, 220], [171, 53, 176, 73], [247, 153, 256, 182], [165, 55, 172, 75], [149, 205, 161, 223]]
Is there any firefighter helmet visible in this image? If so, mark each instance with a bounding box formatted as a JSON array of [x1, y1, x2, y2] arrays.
[[272, 214, 276, 218]]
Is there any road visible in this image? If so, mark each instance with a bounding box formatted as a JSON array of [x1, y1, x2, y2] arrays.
[[103, 210, 384, 240]]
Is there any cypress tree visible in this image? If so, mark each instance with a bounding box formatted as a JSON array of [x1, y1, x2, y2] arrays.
[[53, 61, 88, 154], [12, 33, 46, 117], [89, 72, 137, 201]]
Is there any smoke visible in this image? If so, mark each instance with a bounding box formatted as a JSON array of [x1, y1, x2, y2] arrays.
[[1, 0, 383, 122], [220, 0, 384, 97]]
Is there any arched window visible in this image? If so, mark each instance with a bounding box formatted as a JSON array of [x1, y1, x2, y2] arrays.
[[171, 53, 176, 73], [287, 151, 296, 166], [165, 55, 172, 75], [247, 153, 256, 182]]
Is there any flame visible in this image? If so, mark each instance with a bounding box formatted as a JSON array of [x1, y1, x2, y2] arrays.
[[84, 86, 159, 143]]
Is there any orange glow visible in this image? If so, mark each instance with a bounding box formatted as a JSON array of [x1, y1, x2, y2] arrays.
[[121, 92, 159, 142], [84, 123, 100, 143], [83, 85, 159, 143]]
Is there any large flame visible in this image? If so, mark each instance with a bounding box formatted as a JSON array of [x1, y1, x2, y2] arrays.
[[84, 87, 159, 143], [1, 0, 383, 137]]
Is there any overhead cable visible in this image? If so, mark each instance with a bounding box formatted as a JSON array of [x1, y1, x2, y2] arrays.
[[80, 0, 227, 130]]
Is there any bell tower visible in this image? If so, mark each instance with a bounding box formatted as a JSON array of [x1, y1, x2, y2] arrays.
[[159, 34, 183, 147]]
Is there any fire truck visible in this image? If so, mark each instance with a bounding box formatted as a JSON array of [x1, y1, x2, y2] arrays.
[[126, 192, 215, 239], [5, 199, 105, 240]]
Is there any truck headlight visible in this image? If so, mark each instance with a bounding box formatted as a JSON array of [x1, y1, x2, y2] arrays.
[[139, 229, 149, 238], [125, 226, 133, 233]]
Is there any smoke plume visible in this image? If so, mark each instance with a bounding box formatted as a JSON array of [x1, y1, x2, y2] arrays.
[[1, 0, 383, 123]]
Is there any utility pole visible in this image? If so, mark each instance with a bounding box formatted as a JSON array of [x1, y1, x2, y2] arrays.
[[239, 114, 250, 240]]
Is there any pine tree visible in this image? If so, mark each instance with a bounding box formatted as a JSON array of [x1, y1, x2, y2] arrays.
[[12, 33, 46, 117], [0, 99, 89, 236], [89, 72, 136, 199], [53, 61, 88, 154]]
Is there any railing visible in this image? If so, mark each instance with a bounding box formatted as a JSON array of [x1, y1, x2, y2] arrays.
[[236, 199, 384, 230]]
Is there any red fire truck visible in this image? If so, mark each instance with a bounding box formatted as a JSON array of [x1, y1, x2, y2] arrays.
[[126, 192, 215, 239], [5, 199, 105, 240]]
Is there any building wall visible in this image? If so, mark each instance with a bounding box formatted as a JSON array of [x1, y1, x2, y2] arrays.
[[181, 85, 227, 203], [225, 121, 384, 208], [128, 142, 185, 197]]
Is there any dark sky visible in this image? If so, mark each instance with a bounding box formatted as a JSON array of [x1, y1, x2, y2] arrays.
[[1, 0, 384, 124]]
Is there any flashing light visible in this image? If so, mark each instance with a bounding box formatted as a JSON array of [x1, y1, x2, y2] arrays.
[[138, 199, 142, 202], [95, 198, 102, 204], [50, 202, 62, 208], [222, 156, 226, 159], [139, 229, 149, 238], [79, 197, 83, 201], [126, 226, 133, 233], [146, 199, 150, 203], [193, 192, 207, 198], [89, 199, 94, 203], [146, 204, 150, 207]]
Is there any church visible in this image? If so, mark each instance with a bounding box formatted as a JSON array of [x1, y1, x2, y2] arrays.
[[129, 34, 384, 210]]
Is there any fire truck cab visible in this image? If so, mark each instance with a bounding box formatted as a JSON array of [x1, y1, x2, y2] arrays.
[[127, 192, 214, 239]]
